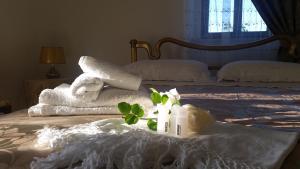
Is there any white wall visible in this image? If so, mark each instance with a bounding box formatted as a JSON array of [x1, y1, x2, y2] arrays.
[[0, 0, 184, 110], [31, 0, 184, 76], [0, 1, 39, 109]]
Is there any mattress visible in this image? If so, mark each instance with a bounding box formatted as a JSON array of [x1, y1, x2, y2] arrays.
[[1, 81, 300, 168]]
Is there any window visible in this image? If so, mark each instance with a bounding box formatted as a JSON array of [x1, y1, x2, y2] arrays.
[[202, 0, 270, 38]]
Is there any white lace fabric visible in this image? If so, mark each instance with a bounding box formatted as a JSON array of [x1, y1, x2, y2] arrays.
[[31, 119, 298, 169]]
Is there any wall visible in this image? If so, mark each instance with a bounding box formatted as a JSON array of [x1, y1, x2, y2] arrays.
[[0, 1, 39, 110], [31, 0, 184, 77], [0, 0, 184, 110]]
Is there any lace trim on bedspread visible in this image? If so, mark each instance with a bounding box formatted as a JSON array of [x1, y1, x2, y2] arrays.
[[30, 119, 298, 169]]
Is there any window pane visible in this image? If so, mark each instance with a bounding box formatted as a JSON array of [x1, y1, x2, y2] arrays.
[[208, 0, 234, 33], [241, 0, 267, 32]]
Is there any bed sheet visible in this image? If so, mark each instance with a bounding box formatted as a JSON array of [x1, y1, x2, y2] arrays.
[[144, 83, 300, 168], [1, 80, 300, 169], [143, 80, 300, 89], [0, 110, 299, 169], [144, 83, 300, 132], [0, 110, 121, 169]]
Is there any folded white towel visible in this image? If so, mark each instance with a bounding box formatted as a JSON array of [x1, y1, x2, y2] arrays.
[[28, 104, 121, 117], [79, 56, 142, 91], [39, 84, 153, 110], [70, 73, 104, 101]]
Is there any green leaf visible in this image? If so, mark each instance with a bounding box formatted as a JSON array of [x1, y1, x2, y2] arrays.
[[125, 114, 139, 124], [131, 104, 144, 117], [151, 92, 161, 104], [149, 88, 158, 93], [118, 102, 131, 115], [147, 119, 157, 131], [161, 94, 169, 105], [153, 110, 159, 114]]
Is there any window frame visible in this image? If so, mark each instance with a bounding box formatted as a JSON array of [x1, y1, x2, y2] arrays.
[[201, 0, 271, 39]]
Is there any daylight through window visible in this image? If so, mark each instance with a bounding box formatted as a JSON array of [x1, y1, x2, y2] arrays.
[[208, 0, 267, 34]]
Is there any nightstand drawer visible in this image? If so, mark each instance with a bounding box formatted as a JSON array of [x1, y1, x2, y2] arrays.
[[0, 100, 11, 114]]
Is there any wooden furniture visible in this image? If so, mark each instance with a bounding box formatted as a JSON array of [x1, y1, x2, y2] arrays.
[[130, 35, 298, 69], [0, 100, 11, 114], [24, 78, 72, 107]]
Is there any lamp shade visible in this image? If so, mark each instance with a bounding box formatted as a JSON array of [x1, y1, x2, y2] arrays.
[[40, 47, 65, 64]]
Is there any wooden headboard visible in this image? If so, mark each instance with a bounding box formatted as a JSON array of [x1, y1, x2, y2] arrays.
[[130, 36, 297, 65]]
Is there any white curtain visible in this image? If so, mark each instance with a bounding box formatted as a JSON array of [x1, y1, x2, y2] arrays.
[[184, 0, 279, 67]]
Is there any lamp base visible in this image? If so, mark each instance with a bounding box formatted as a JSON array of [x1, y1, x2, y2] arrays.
[[47, 65, 60, 79]]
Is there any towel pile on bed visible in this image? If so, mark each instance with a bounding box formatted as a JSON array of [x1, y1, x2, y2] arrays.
[[28, 56, 153, 116]]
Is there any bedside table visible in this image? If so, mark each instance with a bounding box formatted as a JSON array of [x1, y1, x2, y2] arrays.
[[24, 78, 73, 107], [0, 100, 11, 114]]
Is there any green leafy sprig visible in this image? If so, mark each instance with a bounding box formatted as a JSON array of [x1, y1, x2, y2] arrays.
[[118, 102, 157, 131], [150, 88, 169, 105], [118, 88, 181, 131], [147, 119, 157, 131], [118, 102, 144, 125]]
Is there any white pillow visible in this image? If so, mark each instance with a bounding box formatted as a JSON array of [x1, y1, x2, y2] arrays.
[[218, 60, 300, 82], [124, 59, 211, 82]]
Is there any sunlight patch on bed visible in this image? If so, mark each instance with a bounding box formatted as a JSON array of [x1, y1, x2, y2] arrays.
[[225, 114, 300, 122], [276, 111, 300, 115], [181, 93, 238, 100]]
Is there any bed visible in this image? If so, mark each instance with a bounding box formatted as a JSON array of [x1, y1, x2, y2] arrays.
[[129, 35, 300, 169], [1, 35, 300, 169]]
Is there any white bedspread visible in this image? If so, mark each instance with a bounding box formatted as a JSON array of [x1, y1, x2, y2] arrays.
[[31, 119, 298, 169]]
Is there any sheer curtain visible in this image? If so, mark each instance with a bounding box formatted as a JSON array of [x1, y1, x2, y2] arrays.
[[184, 0, 279, 67]]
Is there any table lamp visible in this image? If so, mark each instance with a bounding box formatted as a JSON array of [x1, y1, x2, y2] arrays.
[[40, 47, 65, 79]]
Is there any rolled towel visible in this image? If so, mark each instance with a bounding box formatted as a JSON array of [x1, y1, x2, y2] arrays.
[[70, 73, 104, 101], [79, 56, 142, 91], [39, 84, 153, 112]]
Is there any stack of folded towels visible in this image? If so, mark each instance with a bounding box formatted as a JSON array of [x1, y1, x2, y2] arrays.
[[28, 56, 153, 116]]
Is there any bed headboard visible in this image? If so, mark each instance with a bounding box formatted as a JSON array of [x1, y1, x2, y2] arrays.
[[130, 36, 297, 65]]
